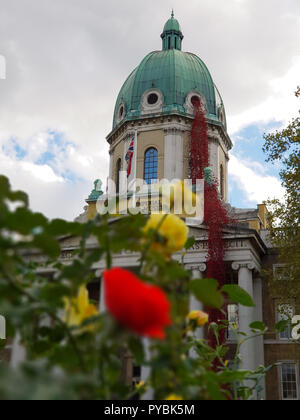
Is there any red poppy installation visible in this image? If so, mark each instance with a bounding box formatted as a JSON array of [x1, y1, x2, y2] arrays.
[[190, 98, 231, 348], [104, 268, 172, 339]]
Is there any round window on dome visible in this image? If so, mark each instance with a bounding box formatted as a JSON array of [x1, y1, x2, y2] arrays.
[[119, 105, 125, 119], [191, 95, 201, 107], [147, 93, 159, 105]]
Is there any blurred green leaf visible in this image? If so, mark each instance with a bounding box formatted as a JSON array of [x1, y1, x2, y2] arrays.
[[128, 336, 145, 365], [222, 284, 255, 307], [190, 278, 224, 309], [249, 321, 266, 332], [184, 237, 195, 250], [32, 234, 61, 259], [275, 319, 289, 332]]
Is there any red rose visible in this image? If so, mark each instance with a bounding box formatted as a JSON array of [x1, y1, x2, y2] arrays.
[[103, 268, 172, 339]]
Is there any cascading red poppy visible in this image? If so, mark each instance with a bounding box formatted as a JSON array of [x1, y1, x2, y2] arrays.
[[190, 98, 230, 349]]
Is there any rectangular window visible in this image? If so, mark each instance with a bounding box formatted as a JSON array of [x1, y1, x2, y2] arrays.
[[273, 265, 289, 282], [227, 304, 239, 341], [278, 304, 294, 340], [280, 363, 299, 400]]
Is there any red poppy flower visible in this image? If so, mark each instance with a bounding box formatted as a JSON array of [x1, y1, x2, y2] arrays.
[[104, 268, 172, 339]]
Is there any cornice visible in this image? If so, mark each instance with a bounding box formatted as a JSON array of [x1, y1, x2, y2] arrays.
[[107, 112, 233, 150]]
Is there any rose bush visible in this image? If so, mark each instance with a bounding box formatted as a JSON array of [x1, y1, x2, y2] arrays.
[[0, 175, 275, 400]]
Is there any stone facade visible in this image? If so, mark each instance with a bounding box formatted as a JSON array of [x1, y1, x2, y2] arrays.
[[107, 115, 230, 202]]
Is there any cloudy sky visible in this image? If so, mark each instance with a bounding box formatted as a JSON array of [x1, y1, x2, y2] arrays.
[[0, 0, 299, 220]]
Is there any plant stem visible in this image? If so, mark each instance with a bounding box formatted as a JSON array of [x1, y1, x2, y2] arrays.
[[2, 268, 88, 372]]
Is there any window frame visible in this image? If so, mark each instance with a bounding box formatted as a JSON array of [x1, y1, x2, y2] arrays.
[[279, 361, 299, 401], [144, 147, 158, 185], [277, 303, 295, 341], [226, 303, 239, 342], [273, 264, 289, 282], [116, 158, 122, 194], [220, 164, 224, 199]]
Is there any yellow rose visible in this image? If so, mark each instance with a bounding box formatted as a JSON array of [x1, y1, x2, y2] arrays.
[[165, 394, 183, 400], [143, 213, 189, 256], [63, 285, 99, 331], [188, 310, 209, 327]]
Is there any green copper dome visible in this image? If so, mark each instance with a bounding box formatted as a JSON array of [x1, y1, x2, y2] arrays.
[[112, 14, 226, 131]]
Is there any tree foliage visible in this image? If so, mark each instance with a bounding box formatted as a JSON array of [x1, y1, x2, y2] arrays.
[[263, 87, 300, 298]]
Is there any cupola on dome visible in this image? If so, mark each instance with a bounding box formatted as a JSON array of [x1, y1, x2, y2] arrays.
[[112, 13, 226, 131], [163, 10, 182, 33]]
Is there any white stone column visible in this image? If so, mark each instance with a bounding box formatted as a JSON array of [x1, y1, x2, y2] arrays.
[[109, 150, 113, 180], [225, 156, 229, 203], [188, 264, 206, 359], [164, 128, 184, 181], [232, 262, 256, 372], [10, 333, 26, 368], [96, 269, 106, 313], [141, 338, 154, 400], [189, 264, 206, 341], [253, 277, 266, 400], [209, 138, 219, 182]]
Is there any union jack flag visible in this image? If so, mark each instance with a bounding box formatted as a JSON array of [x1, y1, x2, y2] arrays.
[[125, 139, 135, 177]]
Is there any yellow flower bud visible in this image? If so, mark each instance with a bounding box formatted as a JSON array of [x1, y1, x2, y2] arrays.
[[187, 310, 209, 327], [136, 381, 146, 390], [165, 394, 183, 400]]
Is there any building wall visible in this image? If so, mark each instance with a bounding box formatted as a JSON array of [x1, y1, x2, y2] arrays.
[[112, 140, 125, 184], [264, 343, 300, 400], [136, 129, 164, 180], [183, 130, 190, 179], [262, 251, 300, 400], [108, 116, 231, 194], [218, 146, 228, 201]]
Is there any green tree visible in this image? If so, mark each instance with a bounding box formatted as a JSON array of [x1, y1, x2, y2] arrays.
[[263, 87, 300, 298]]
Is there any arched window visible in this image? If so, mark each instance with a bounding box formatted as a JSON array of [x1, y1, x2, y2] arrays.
[[220, 164, 224, 199], [116, 158, 122, 194], [168, 37, 171, 50], [144, 148, 158, 184]]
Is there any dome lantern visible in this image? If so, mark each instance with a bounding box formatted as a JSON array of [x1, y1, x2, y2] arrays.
[[161, 10, 184, 51]]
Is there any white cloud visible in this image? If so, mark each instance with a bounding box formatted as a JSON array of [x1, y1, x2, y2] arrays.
[[21, 162, 64, 184], [229, 154, 285, 204], [0, 148, 91, 220], [228, 56, 300, 134]]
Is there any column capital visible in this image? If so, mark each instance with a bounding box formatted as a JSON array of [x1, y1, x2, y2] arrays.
[[122, 131, 136, 142], [232, 261, 256, 271], [186, 263, 206, 273], [199, 263, 207, 273], [164, 127, 184, 135]]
